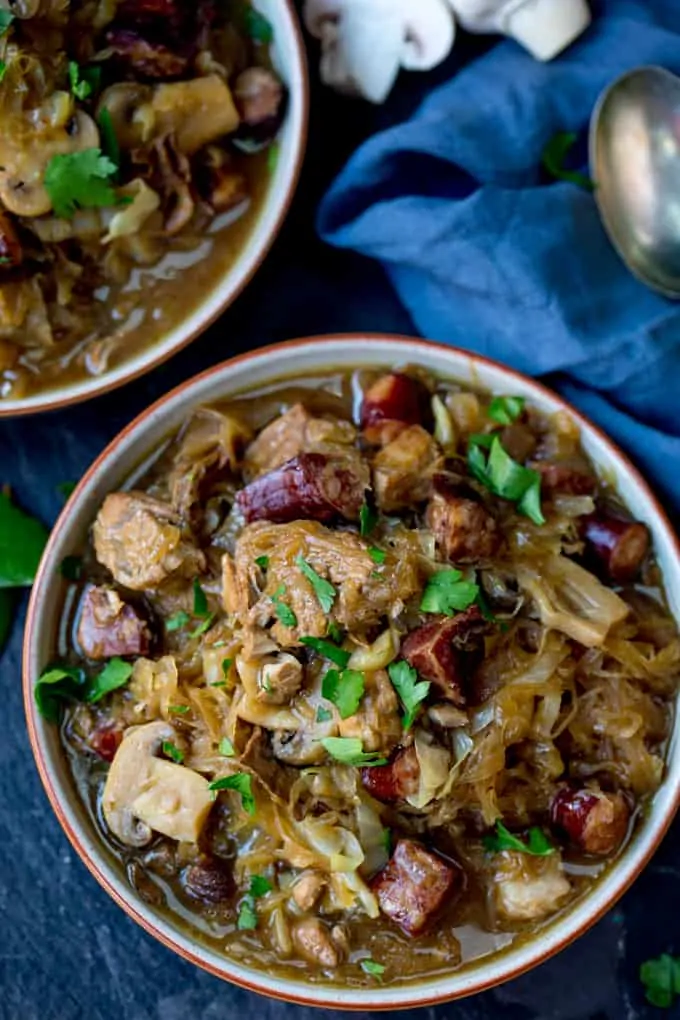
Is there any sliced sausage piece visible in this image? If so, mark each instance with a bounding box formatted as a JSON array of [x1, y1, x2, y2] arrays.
[[236, 452, 369, 525], [93, 491, 205, 591], [292, 917, 347, 969], [361, 746, 420, 804], [581, 511, 650, 582], [401, 606, 487, 705], [373, 425, 441, 512], [76, 584, 152, 660], [426, 491, 499, 563], [371, 838, 461, 936], [361, 372, 432, 446], [534, 462, 596, 496], [184, 856, 234, 905], [550, 786, 630, 856]]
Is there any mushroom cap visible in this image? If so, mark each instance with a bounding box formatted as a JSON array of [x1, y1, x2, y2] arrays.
[[399, 0, 457, 71]]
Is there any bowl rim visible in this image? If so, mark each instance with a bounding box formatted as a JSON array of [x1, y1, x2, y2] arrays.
[[0, 0, 309, 419], [22, 333, 680, 1010]]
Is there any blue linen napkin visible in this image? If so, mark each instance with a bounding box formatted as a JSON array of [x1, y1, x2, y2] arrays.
[[318, 0, 680, 512]]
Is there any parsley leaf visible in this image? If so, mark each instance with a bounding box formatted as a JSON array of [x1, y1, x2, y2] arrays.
[[361, 959, 386, 979], [193, 578, 209, 617], [368, 546, 386, 564], [98, 108, 120, 171], [483, 820, 555, 857], [59, 555, 82, 581], [221, 657, 232, 677], [44, 148, 118, 219], [165, 611, 190, 632], [0, 62, 7, 84], [249, 875, 273, 898], [209, 772, 256, 815], [188, 613, 215, 639], [321, 737, 387, 767], [295, 556, 336, 614], [34, 664, 88, 722], [85, 657, 133, 703], [237, 874, 272, 930], [0, 490, 49, 587], [359, 501, 378, 537], [488, 395, 525, 425], [640, 954, 680, 1008], [0, 589, 13, 654], [162, 740, 184, 764], [218, 737, 235, 757], [420, 569, 479, 616], [271, 585, 297, 628], [68, 61, 101, 101], [0, 11, 14, 33], [542, 131, 594, 192], [246, 7, 273, 43], [254, 555, 269, 569], [321, 668, 365, 720], [316, 706, 332, 723], [387, 661, 430, 731], [168, 704, 189, 715], [380, 827, 392, 855], [300, 635, 350, 669], [327, 621, 344, 643], [467, 435, 545, 526]]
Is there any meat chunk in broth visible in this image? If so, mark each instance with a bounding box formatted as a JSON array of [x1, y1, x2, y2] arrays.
[[426, 490, 500, 563], [371, 839, 462, 936], [243, 404, 358, 479], [492, 852, 571, 923], [373, 426, 442, 511], [76, 584, 152, 660]]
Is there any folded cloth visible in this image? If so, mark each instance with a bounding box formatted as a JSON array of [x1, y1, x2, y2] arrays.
[[318, 0, 680, 512]]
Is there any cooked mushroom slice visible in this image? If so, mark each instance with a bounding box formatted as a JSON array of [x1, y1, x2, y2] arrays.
[[97, 83, 154, 150], [148, 75, 240, 156], [102, 720, 213, 847]]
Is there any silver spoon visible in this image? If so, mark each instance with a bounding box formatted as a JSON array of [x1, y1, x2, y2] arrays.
[[590, 65, 680, 299]]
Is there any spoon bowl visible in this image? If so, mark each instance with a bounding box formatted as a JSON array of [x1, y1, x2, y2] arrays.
[[590, 65, 680, 299]]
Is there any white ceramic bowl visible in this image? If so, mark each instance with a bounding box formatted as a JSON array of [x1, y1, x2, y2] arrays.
[[23, 335, 680, 1009], [2, 1, 308, 418]]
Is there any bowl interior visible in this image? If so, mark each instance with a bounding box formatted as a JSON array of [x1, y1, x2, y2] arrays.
[[1, 0, 308, 418], [24, 336, 680, 1009]]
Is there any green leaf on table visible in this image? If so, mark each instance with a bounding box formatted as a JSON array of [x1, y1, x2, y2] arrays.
[[488, 395, 525, 425], [321, 668, 365, 720], [420, 569, 479, 616], [640, 953, 680, 1009], [541, 131, 594, 192], [483, 820, 555, 857], [387, 661, 430, 731], [0, 490, 49, 587], [295, 555, 336, 614]]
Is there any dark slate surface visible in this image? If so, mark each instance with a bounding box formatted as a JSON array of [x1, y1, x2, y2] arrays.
[[1, 25, 678, 1020]]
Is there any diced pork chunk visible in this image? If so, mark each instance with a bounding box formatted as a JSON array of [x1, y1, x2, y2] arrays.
[[93, 492, 205, 591], [236, 452, 369, 525], [76, 584, 152, 660], [360, 372, 432, 445], [337, 669, 402, 753], [292, 871, 326, 911], [401, 607, 487, 705], [243, 404, 357, 479], [426, 491, 499, 563], [535, 462, 596, 496], [492, 851, 571, 923], [371, 839, 461, 936], [292, 917, 347, 969], [551, 786, 630, 856], [361, 746, 420, 803], [373, 426, 441, 512], [257, 653, 303, 705]]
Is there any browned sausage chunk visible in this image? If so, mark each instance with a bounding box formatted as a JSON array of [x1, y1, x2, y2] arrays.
[[361, 746, 420, 804], [361, 372, 431, 445], [371, 839, 461, 936], [426, 491, 499, 563], [184, 856, 234, 905], [88, 724, 124, 762], [535, 462, 596, 496], [551, 786, 630, 856], [401, 606, 487, 705], [236, 452, 369, 524], [581, 511, 650, 582], [77, 584, 152, 660]]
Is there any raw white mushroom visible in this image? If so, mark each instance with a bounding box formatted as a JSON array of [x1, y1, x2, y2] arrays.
[[444, 0, 591, 62]]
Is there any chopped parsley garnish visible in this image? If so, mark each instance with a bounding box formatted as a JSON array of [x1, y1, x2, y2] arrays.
[[0, 11, 14, 33], [488, 395, 525, 425], [0, 62, 6, 84], [59, 555, 82, 581], [254, 555, 269, 569], [271, 585, 297, 628], [359, 501, 378, 537], [44, 148, 118, 219], [0, 490, 49, 587], [295, 556, 336, 614], [541, 131, 594, 192], [476, 587, 499, 624], [209, 772, 256, 815], [300, 635, 350, 669], [237, 874, 273, 930], [85, 657, 133, 703], [218, 737, 235, 757], [387, 661, 430, 731], [321, 668, 365, 720], [420, 569, 479, 616], [360, 959, 386, 979], [162, 740, 184, 764], [316, 706, 332, 723], [483, 820, 554, 857], [380, 827, 392, 855], [640, 954, 680, 1008], [245, 7, 273, 43], [468, 435, 545, 525], [56, 480, 77, 499], [165, 611, 190, 632], [368, 546, 386, 564], [188, 613, 215, 639], [97, 108, 120, 171], [193, 578, 209, 617], [210, 681, 226, 688], [327, 621, 344, 643], [321, 737, 387, 767], [68, 61, 101, 101], [221, 657, 232, 677], [34, 664, 87, 722], [168, 704, 190, 715]]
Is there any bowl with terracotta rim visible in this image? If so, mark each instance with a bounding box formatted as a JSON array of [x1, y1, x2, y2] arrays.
[[0, 0, 308, 418], [23, 334, 680, 1009]]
